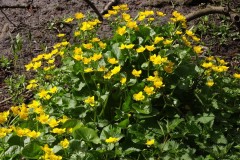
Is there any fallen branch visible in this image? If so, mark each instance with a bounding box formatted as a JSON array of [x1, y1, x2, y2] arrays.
[[0, 96, 12, 104], [83, 0, 103, 21], [101, 0, 119, 15], [185, 6, 240, 29], [0, 4, 38, 9], [185, 6, 228, 21]]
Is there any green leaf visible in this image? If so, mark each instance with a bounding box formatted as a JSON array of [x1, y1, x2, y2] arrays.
[[68, 99, 77, 108], [73, 127, 100, 144], [62, 119, 82, 129], [127, 79, 137, 86], [112, 43, 121, 59], [132, 103, 151, 114], [76, 82, 86, 91], [197, 113, 215, 124], [168, 118, 184, 131], [7, 135, 24, 146], [122, 94, 132, 112], [22, 141, 43, 159], [124, 147, 141, 155], [118, 118, 129, 128], [3, 145, 22, 158]]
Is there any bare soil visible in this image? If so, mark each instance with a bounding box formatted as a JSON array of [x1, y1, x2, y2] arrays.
[[0, 0, 239, 111]]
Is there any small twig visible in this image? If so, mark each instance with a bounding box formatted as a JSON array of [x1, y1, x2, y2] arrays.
[[83, 0, 103, 21], [0, 10, 17, 27], [101, 0, 119, 15], [0, 96, 12, 104]]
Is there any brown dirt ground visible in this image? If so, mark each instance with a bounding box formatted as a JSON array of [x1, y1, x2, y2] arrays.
[[0, 0, 239, 111]]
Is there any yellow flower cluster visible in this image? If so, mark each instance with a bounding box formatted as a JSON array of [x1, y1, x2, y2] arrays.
[[202, 57, 229, 74], [103, 4, 129, 19], [38, 86, 58, 100], [149, 54, 168, 65], [171, 11, 187, 27], [41, 144, 62, 160], [0, 127, 12, 138], [26, 79, 38, 90], [11, 103, 29, 120], [12, 127, 41, 139], [103, 65, 121, 79], [80, 19, 101, 31]]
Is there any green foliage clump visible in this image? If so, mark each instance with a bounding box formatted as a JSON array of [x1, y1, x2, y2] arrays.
[[0, 4, 240, 159]]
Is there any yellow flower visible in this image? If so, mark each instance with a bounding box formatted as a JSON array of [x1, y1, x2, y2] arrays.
[[111, 65, 121, 75], [84, 96, 95, 106], [57, 33, 65, 37], [133, 91, 145, 101], [81, 22, 93, 31], [49, 86, 58, 94], [103, 72, 113, 79], [91, 53, 102, 61], [105, 137, 120, 143], [175, 30, 182, 35], [59, 115, 69, 123], [233, 73, 240, 79], [164, 61, 174, 73], [146, 139, 154, 146], [126, 21, 138, 29], [75, 12, 84, 19], [33, 61, 42, 70], [154, 36, 164, 44], [82, 57, 91, 64], [163, 39, 173, 45], [119, 4, 129, 11], [116, 26, 127, 36], [122, 13, 131, 22], [125, 44, 134, 49], [120, 77, 127, 84], [27, 130, 41, 139], [37, 113, 50, 124], [120, 44, 126, 49], [11, 106, 20, 115], [74, 31, 81, 37], [108, 58, 118, 64], [136, 46, 145, 53], [64, 17, 74, 23], [156, 11, 166, 17], [154, 77, 164, 88], [98, 41, 107, 49], [61, 41, 69, 46], [0, 111, 10, 124], [38, 89, 48, 98], [145, 45, 155, 51], [25, 62, 34, 71], [186, 30, 194, 36], [48, 118, 59, 128], [82, 43, 93, 49], [103, 14, 111, 19], [60, 138, 70, 149], [108, 10, 118, 15], [137, 15, 146, 21], [206, 80, 214, 87], [132, 69, 142, 77], [51, 128, 66, 134], [18, 104, 29, 120], [150, 54, 168, 65], [91, 37, 100, 42], [84, 67, 94, 73], [202, 62, 213, 68], [192, 35, 200, 42], [15, 128, 30, 137], [73, 54, 83, 61], [193, 46, 203, 54], [144, 86, 155, 95]]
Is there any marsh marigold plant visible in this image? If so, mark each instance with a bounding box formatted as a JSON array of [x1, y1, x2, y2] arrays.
[[1, 4, 239, 160]]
